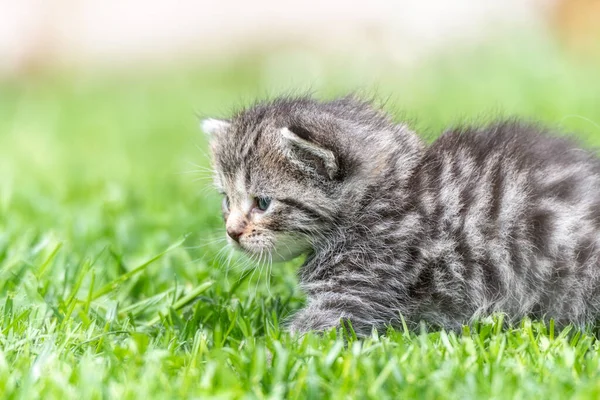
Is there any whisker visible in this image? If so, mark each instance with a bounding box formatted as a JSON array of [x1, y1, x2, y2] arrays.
[[184, 160, 215, 172]]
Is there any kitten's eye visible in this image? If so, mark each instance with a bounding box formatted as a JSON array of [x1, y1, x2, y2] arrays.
[[255, 196, 271, 212], [222, 196, 230, 213]]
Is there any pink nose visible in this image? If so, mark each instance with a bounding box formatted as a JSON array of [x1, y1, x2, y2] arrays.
[[227, 226, 244, 242]]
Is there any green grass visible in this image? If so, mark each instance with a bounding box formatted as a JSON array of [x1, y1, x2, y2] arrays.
[[2, 35, 600, 398]]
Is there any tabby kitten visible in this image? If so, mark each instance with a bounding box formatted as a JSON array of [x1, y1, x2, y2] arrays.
[[202, 96, 600, 335]]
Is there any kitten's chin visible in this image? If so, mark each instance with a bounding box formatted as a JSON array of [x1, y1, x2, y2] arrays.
[[269, 236, 312, 262]]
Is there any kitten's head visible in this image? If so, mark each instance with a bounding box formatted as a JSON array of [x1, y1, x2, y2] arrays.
[[202, 96, 421, 262]]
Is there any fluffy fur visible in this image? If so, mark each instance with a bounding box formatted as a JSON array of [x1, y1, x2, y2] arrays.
[[204, 96, 600, 335]]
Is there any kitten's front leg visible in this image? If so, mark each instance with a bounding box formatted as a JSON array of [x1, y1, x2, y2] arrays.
[[288, 300, 370, 336], [289, 306, 347, 335]]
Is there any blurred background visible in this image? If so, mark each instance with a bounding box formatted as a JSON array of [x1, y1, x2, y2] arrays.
[[1, 0, 600, 274], [0, 0, 598, 74]]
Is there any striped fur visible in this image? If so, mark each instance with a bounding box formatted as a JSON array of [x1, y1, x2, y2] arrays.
[[206, 96, 600, 335]]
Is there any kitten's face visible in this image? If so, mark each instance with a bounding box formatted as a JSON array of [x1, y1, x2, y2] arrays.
[[202, 114, 338, 263], [215, 171, 314, 262]]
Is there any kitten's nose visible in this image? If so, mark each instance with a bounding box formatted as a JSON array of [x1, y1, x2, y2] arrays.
[[226, 226, 244, 242], [226, 212, 246, 243]]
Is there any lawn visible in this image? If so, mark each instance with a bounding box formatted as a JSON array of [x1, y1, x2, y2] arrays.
[[2, 35, 600, 399]]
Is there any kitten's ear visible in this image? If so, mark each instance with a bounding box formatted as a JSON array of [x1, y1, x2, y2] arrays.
[[201, 118, 231, 136], [281, 126, 338, 179]]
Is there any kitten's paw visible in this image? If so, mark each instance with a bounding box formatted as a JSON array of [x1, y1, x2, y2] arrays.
[[287, 308, 351, 335]]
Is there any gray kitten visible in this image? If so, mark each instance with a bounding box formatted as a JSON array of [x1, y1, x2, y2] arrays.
[[202, 96, 600, 335]]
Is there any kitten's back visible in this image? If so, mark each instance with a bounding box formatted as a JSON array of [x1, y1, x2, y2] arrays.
[[410, 120, 600, 325]]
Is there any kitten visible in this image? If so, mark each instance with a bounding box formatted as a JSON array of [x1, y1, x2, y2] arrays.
[[202, 96, 600, 335]]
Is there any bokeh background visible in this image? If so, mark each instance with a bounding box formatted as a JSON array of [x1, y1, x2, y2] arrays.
[[0, 0, 595, 74]]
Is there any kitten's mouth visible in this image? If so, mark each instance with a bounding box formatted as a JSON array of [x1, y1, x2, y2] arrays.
[[227, 236, 268, 255], [229, 240, 278, 262], [227, 234, 310, 263]]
